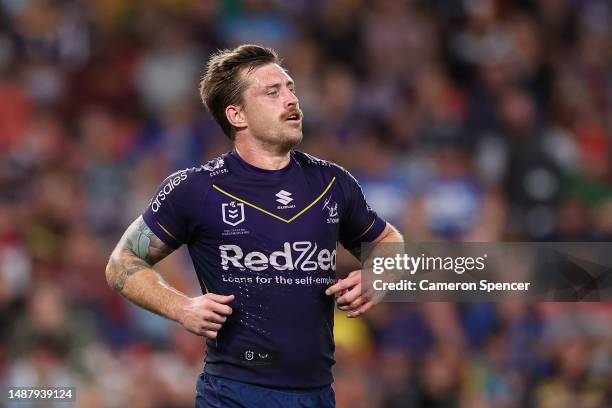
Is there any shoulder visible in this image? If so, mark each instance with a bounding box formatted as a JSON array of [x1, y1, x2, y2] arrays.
[[150, 153, 230, 207], [199, 153, 231, 177], [174, 152, 232, 184], [292, 150, 349, 178], [159, 164, 211, 190], [292, 150, 361, 190]]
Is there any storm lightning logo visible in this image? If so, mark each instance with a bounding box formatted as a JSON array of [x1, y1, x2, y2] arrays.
[[323, 197, 338, 217]]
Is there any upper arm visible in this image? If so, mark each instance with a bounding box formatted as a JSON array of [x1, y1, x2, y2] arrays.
[[106, 216, 176, 293], [347, 222, 403, 260], [373, 223, 403, 244], [107, 168, 202, 280], [114, 216, 175, 266], [140, 168, 207, 248], [338, 168, 387, 251]]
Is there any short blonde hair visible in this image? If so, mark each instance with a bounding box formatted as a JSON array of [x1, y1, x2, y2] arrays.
[[199, 44, 279, 139]]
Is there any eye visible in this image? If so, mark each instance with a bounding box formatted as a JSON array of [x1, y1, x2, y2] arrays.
[[267, 89, 279, 96]]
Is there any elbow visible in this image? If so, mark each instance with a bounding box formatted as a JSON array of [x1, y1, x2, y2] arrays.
[[105, 256, 121, 293], [105, 261, 113, 288]]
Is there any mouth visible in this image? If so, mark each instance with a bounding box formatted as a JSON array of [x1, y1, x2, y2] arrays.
[[284, 112, 302, 123]]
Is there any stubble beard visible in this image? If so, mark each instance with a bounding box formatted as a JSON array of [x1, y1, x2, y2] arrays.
[[256, 126, 303, 155]]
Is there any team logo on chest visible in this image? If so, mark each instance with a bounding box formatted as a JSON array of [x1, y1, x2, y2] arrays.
[[222, 201, 245, 226], [323, 196, 339, 224]]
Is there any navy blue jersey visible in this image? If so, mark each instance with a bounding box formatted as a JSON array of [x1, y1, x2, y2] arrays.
[[142, 150, 386, 388]]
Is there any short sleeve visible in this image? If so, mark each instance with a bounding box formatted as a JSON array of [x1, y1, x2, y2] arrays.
[[338, 169, 387, 250], [142, 169, 197, 249]]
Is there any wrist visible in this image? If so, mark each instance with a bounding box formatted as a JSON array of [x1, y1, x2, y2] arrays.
[[171, 295, 191, 324]]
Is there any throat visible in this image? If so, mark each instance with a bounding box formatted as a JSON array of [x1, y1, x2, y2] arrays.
[[234, 145, 291, 170]]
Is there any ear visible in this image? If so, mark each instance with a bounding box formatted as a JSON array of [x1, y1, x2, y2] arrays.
[[225, 105, 247, 130]]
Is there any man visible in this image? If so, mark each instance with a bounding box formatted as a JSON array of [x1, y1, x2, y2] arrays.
[[106, 44, 403, 407]]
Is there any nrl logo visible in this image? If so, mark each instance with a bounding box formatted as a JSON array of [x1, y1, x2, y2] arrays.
[[222, 201, 245, 226]]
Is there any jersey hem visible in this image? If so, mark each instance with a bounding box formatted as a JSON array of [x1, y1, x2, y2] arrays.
[[203, 364, 334, 390]]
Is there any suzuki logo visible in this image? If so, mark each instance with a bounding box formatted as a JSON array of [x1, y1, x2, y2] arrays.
[[275, 190, 293, 205], [222, 201, 245, 226]]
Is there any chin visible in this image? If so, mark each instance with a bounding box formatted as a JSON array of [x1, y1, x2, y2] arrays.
[[279, 132, 302, 151], [253, 129, 302, 152]]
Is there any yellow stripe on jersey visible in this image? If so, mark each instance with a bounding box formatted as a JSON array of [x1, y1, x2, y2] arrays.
[[353, 218, 376, 241], [157, 222, 181, 243], [212, 177, 336, 224]]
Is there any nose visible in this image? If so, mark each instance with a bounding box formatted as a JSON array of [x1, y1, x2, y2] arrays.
[[284, 87, 299, 108]]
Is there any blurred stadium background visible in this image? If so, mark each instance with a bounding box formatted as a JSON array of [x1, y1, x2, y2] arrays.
[[1, 0, 611, 407]]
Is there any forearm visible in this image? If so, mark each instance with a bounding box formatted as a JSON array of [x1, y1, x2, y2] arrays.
[[106, 251, 189, 322], [347, 222, 405, 295], [332, 225, 404, 316], [105, 216, 188, 322], [374, 224, 405, 285], [107, 216, 235, 339]]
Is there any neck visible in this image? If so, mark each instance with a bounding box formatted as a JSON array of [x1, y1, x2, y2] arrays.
[[234, 136, 291, 170]]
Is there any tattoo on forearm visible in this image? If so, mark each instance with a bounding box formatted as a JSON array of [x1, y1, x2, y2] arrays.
[[107, 216, 174, 293], [107, 255, 149, 293]]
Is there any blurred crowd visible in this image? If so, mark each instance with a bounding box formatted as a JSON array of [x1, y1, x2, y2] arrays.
[[0, 0, 611, 407]]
